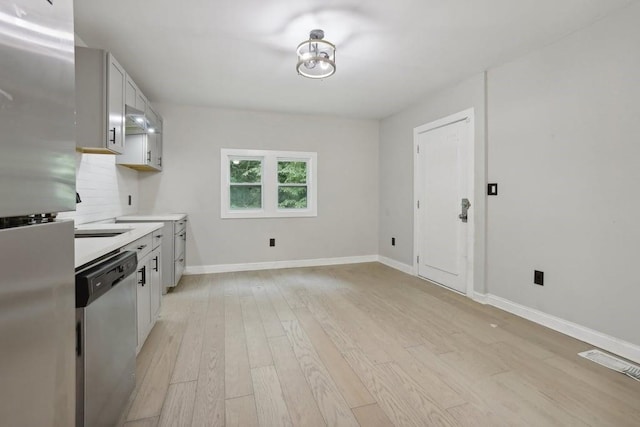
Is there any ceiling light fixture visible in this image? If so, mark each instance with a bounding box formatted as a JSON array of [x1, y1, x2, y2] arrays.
[[296, 29, 336, 79]]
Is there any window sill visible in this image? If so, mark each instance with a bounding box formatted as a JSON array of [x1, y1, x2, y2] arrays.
[[221, 210, 317, 219]]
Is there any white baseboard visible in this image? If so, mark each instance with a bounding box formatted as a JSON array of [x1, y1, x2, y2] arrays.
[[184, 255, 378, 275], [486, 294, 640, 364], [473, 292, 489, 304], [377, 256, 414, 275], [184, 254, 640, 364]]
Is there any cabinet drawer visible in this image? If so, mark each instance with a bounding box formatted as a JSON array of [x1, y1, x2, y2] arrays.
[[174, 230, 186, 261], [152, 228, 163, 249], [123, 233, 152, 260]]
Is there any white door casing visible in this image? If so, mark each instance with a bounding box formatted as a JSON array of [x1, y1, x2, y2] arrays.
[[414, 109, 475, 296]]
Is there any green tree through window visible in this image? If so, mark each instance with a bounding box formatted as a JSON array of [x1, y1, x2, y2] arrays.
[[229, 159, 262, 209], [221, 149, 317, 218], [278, 161, 307, 209]]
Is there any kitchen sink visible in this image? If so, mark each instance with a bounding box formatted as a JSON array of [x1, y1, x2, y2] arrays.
[[74, 229, 129, 238]]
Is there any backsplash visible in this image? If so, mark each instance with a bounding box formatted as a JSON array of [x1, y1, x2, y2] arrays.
[[59, 153, 139, 224]]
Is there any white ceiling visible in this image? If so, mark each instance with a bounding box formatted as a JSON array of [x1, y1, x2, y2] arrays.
[[74, 0, 633, 119]]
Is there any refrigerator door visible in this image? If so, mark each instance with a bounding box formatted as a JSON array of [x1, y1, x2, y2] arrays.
[[0, 220, 75, 426], [0, 0, 76, 217]]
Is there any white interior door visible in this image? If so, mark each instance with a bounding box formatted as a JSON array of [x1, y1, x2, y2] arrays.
[[415, 117, 471, 293]]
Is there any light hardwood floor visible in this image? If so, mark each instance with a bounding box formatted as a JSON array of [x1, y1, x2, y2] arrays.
[[119, 263, 640, 426]]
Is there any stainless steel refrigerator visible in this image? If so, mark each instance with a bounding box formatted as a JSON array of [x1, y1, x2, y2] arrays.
[[0, 0, 77, 425]]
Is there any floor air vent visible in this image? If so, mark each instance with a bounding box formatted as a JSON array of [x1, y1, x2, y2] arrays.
[[578, 349, 640, 381]]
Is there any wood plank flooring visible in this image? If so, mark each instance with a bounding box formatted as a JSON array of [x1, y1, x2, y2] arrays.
[[119, 263, 640, 426]]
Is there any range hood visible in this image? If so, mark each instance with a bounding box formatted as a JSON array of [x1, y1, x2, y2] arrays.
[[125, 105, 151, 135]]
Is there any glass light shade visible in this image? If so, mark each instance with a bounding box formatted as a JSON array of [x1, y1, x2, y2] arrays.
[[296, 38, 336, 79]]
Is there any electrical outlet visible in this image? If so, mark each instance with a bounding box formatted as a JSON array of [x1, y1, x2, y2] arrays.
[[269, 238, 275, 247], [534, 270, 544, 286], [391, 237, 396, 246]]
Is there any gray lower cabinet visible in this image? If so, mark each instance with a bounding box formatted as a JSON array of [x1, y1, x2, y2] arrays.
[[117, 215, 187, 293], [123, 229, 162, 353]]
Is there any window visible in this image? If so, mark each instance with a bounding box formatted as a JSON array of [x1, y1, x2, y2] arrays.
[[229, 158, 262, 209], [221, 149, 317, 218], [278, 160, 307, 209]]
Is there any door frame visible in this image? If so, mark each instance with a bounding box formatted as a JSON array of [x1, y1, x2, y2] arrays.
[[413, 108, 475, 297]]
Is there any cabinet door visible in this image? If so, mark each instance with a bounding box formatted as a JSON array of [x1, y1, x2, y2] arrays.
[[150, 247, 162, 320], [136, 92, 147, 114], [147, 108, 162, 170], [125, 75, 137, 106], [136, 253, 151, 350], [156, 133, 162, 170], [107, 54, 125, 154], [155, 117, 163, 170], [175, 255, 185, 286], [146, 133, 156, 168]]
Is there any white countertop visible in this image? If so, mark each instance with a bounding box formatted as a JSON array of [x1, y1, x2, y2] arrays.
[[75, 222, 164, 268], [116, 213, 187, 221]]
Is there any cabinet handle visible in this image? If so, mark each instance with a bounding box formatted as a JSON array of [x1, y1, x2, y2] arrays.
[[158, 156, 162, 167], [137, 244, 147, 251], [109, 127, 116, 144], [138, 265, 146, 286], [153, 256, 159, 272], [147, 150, 151, 162], [179, 258, 184, 263], [155, 234, 163, 238]]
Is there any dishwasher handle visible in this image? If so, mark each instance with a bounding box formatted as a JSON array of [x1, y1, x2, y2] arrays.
[[76, 321, 82, 357]]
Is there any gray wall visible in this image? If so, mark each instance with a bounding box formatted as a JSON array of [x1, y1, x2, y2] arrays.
[[487, 2, 640, 345], [138, 104, 379, 267], [379, 2, 640, 346], [379, 73, 487, 293]]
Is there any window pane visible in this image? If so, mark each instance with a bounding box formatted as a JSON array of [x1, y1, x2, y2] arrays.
[[230, 160, 262, 183], [278, 161, 307, 184], [278, 186, 307, 209], [230, 185, 262, 209]]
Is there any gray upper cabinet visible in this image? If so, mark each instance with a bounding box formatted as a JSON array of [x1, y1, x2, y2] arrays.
[[156, 115, 163, 170], [75, 47, 126, 154], [117, 106, 163, 171], [136, 92, 148, 114], [125, 75, 148, 113], [125, 75, 137, 107]]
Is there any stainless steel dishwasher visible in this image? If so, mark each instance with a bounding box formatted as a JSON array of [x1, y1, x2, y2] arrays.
[[75, 251, 138, 427]]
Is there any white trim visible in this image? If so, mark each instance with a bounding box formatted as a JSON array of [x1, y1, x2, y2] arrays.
[[377, 256, 414, 275], [182, 253, 640, 363], [486, 294, 640, 364], [377, 254, 640, 363], [413, 108, 476, 297], [184, 255, 378, 275], [472, 292, 489, 304]]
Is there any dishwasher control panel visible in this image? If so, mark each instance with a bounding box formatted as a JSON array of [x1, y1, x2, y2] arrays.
[[75, 251, 137, 307]]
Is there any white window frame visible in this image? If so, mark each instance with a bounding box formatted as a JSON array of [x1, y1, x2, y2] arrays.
[[221, 148, 317, 219]]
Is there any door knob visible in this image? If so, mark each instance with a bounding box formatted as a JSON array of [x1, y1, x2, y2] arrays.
[[459, 198, 471, 223]]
